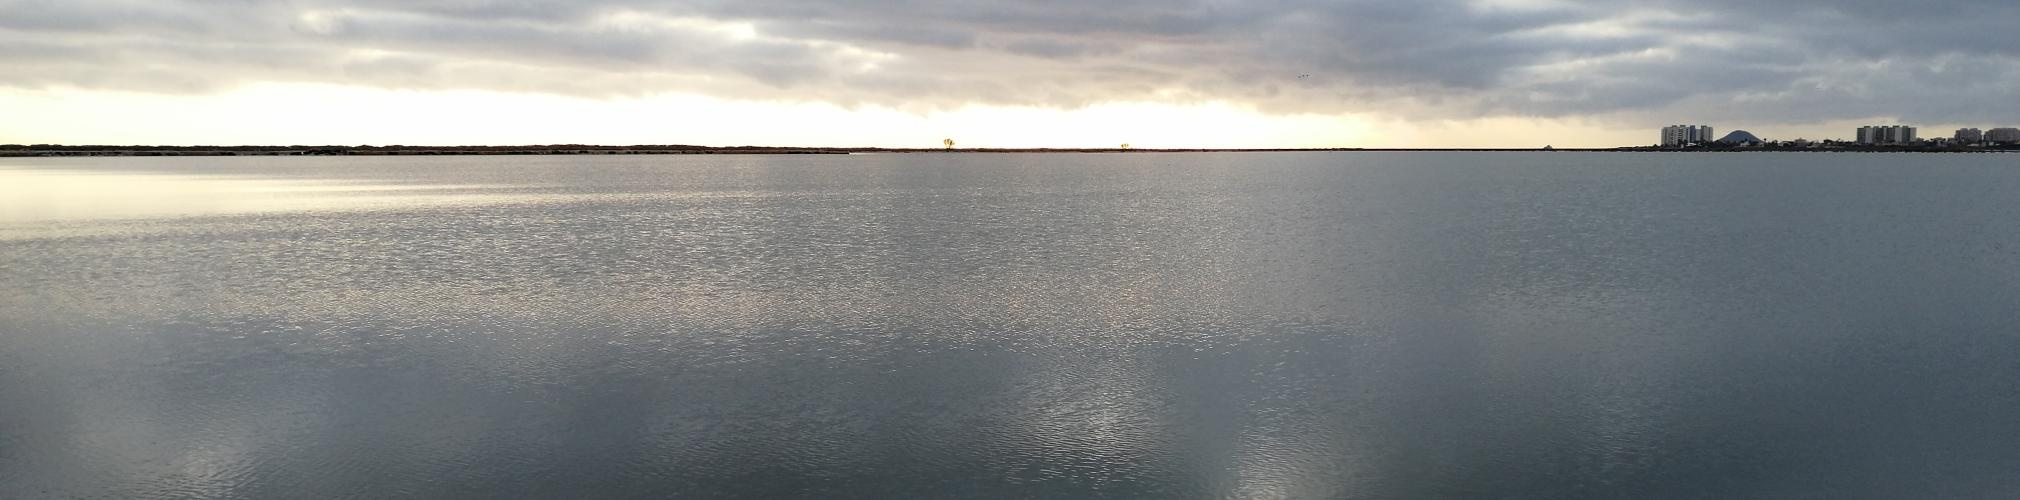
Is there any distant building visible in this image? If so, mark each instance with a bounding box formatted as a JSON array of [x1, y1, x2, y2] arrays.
[[1955, 128, 1984, 143], [1856, 125, 1916, 145], [1989, 128, 2020, 144], [1661, 125, 1715, 147]]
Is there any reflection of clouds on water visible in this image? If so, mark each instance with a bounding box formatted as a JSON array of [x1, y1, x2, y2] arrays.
[[9, 154, 2020, 498], [0, 168, 536, 225]]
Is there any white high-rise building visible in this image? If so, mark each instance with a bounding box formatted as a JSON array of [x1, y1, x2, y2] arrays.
[[1660, 125, 1714, 147], [1988, 128, 2020, 144], [1956, 128, 1984, 143], [1857, 125, 1917, 145]]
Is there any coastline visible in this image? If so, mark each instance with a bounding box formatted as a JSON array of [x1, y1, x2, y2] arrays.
[[3, 144, 2016, 157]]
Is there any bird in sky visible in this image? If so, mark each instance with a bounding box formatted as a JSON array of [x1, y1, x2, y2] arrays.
[[1297, 74, 1311, 79]]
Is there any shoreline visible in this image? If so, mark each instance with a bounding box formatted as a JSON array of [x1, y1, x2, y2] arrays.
[[3, 145, 2016, 157]]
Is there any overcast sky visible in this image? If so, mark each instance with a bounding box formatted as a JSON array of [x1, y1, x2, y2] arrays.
[[3, 0, 2016, 147]]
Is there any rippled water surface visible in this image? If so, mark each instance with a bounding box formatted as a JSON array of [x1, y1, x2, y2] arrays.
[[5, 153, 2020, 499]]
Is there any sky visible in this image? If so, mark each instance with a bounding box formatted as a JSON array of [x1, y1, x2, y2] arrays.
[[2, 0, 2017, 148]]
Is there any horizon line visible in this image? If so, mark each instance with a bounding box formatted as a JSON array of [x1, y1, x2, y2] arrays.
[[6, 143, 2020, 157]]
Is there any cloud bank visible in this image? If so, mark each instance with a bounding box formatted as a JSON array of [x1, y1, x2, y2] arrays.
[[3, 0, 2017, 126]]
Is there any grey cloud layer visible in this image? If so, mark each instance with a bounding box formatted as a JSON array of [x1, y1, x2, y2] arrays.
[[3, 0, 2017, 124]]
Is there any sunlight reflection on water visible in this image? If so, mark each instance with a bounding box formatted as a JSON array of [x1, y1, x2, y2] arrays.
[[0, 167, 533, 224], [5, 153, 2020, 499]]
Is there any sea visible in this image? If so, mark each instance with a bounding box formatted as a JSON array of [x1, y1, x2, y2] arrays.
[[3, 152, 2018, 499]]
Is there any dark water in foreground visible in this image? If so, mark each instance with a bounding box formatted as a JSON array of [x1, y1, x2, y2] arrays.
[[4, 153, 2019, 499]]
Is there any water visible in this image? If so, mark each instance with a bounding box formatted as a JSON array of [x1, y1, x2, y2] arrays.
[[3, 153, 2018, 499]]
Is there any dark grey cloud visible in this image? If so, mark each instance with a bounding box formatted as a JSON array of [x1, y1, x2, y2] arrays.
[[2, 0, 2017, 125]]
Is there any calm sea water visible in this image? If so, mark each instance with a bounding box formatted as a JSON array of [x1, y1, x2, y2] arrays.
[[4, 153, 2019, 499]]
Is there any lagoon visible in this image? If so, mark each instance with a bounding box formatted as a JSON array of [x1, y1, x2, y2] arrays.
[[4, 152, 2019, 498]]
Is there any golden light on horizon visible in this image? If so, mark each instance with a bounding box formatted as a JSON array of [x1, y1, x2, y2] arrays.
[[0, 83, 1398, 149], [0, 83, 1697, 149]]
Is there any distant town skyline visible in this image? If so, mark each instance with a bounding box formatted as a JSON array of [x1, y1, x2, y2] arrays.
[[1651, 122, 2020, 147], [3, 1, 2019, 148]]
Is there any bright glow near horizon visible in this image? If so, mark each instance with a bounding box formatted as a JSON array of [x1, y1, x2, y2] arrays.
[[0, 84, 1662, 149]]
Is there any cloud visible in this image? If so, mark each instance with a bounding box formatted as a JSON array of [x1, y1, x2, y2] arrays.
[[1, 0, 2016, 126]]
